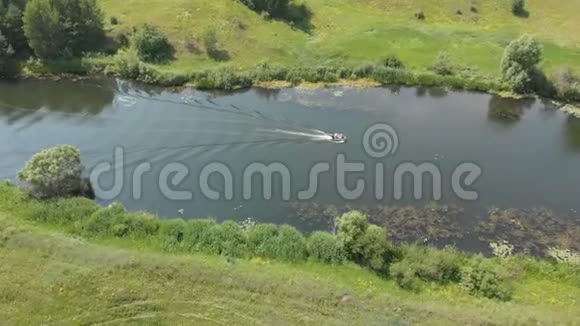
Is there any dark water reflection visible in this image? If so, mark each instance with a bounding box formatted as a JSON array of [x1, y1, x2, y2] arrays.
[[1, 79, 579, 255]]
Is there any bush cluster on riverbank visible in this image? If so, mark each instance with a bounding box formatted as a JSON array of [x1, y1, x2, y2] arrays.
[[1, 182, 578, 302]]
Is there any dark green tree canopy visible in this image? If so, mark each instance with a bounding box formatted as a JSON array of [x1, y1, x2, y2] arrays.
[[23, 0, 104, 59]]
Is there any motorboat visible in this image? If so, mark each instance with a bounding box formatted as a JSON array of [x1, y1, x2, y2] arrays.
[[331, 132, 347, 143]]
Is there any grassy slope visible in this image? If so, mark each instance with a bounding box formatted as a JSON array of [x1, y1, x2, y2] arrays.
[[1, 211, 579, 324], [100, 0, 580, 76]]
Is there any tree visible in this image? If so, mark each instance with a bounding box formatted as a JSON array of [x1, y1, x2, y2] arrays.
[[23, 0, 65, 59], [0, 1, 28, 54], [23, 0, 104, 59], [501, 35, 543, 93], [0, 31, 12, 73], [133, 24, 173, 62], [18, 145, 93, 199]]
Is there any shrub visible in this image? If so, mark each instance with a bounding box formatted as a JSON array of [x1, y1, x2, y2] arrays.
[[184, 219, 216, 252], [389, 259, 424, 291], [359, 225, 392, 272], [337, 210, 369, 261], [200, 221, 246, 257], [105, 49, 141, 79], [203, 30, 229, 61], [110, 16, 118, 25], [414, 11, 425, 20], [246, 223, 279, 258], [195, 67, 252, 90], [461, 255, 514, 300], [390, 245, 463, 289], [274, 225, 308, 262], [501, 35, 543, 93], [81, 203, 127, 236], [159, 219, 186, 251], [351, 62, 376, 78], [383, 55, 405, 69], [372, 66, 407, 83], [118, 212, 160, 238], [430, 51, 454, 76], [511, 0, 526, 16], [133, 24, 173, 62], [307, 231, 346, 264], [239, 0, 290, 19], [551, 67, 580, 101], [17, 145, 91, 199], [251, 62, 288, 82]]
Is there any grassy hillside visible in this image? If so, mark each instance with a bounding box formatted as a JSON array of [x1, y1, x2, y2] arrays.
[[1, 183, 579, 324], [2, 213, 580, 325], [100, 0, 580, 75]]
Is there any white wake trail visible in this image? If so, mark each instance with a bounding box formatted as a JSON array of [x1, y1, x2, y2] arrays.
[[257, 129, 333, 141]]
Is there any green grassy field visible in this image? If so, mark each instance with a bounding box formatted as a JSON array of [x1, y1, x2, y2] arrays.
[[100, 0, 580, 76], [1, 212, 579, 325]]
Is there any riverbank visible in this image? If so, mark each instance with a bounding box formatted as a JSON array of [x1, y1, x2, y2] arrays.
[[0, 183, 579, 324], [4, 0, 577, 104]]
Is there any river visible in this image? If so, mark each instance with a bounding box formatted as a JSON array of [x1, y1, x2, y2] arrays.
[[1, 78, 579, 253]]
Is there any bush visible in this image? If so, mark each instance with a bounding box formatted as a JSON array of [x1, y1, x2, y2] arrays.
[[239, 0, 290, 19], [118, 212, 160, 238], [200, 221, 246, 257], [359, 225, 392, 272], [81, 203, 127, 236], [511, 0, 526, 16], [414, 11, 425, 20], [430, 51, 454, 76], [274, 225, 308, 262], [461, 255, 514, 300], [251, 62, 288, 82], [307, 231, 346, 264], [337, 211, 369, 261], [383, 55, 405, 69], [372, 66, 407, 83], [204, 30, 229, 61], [17, 145, 91, 199], [159, 219, 186, 251], [184, 219, 216, 252], [110, 16, 118, 25], [551, 67, 580, 101], [133, 24, 173, 62], [105, 49, 141, 79], [351, 63, 376, 78], [501, 35, 543, 93], [195, 67, 252, 90], [389, 246, 463, 290], [246, 223, 279, 258]]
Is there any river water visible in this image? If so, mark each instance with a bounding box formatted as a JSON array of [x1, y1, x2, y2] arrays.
[[1, 78, 579, 250]]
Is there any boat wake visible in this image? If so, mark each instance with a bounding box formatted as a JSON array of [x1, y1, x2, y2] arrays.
[[258, 129, 333, 142]]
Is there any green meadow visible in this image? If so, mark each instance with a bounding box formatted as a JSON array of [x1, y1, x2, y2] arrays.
[[100, 0, 580, 76]]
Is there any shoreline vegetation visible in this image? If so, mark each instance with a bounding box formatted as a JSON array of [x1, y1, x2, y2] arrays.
[[1, 0, 579, 108], [1, 181, 579, 324]]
